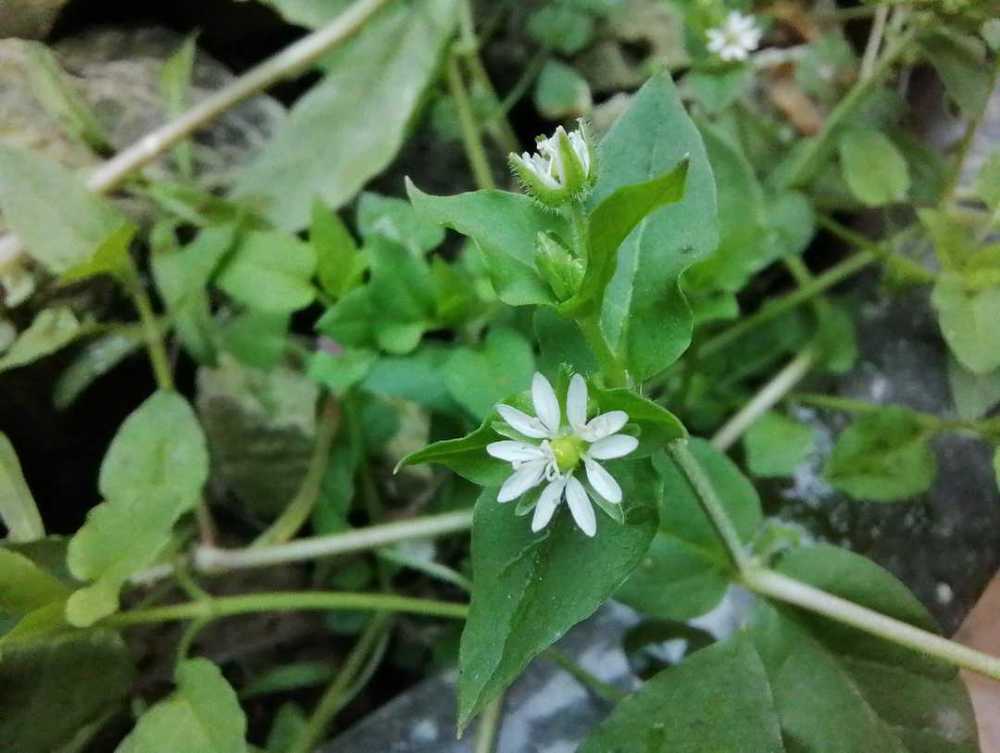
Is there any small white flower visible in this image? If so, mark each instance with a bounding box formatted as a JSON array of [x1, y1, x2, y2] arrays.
[[706, 11, 762, 62], [508, 123, 595, 206], [486, 372, 638, 537]]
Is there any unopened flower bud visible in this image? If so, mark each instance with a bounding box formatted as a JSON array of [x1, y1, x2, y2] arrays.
[[534, 231, 583, 301]]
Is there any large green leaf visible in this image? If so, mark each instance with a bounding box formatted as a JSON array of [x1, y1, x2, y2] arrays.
[[232, 0, 458, 230], [0, 434, 44, 542], [589, 73, 718, 380], [66, 392, 209, 626], [921, 30, 993, 119], [458, 468, 658, 730], [578, 634, 785, 753], [616, 439, 761, 620], [750, 545, 979, 753], [823, 407, 936, 502], [0, 629, 134, 753], [407, 180, 566, 306], [116, 658, 246, 753], [0, 146, 124, 273]]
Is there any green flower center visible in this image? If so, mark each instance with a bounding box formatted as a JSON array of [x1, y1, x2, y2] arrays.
[[550, 435, 585, 473]]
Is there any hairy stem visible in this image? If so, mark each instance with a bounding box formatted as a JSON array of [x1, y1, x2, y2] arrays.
[[0, 0, 394, 273], [742, 567, 1000, 681], [666, 440, 752, 572], [103, 591, 468, 627]]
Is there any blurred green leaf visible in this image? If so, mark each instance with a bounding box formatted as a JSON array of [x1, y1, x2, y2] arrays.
[[459, 468, 658, 730], [257, 0, 351, 27], [932, 273, 1000, 375], [824, 407, 936, 502], [744, 411, 815, 478], [750, 545, 978, 753], [948, 357, 1000, 420], [357, 191, 444, 256], [527, 4, 595, 54], [160, 34, 198, 178], [368, 237, 436, 353], [0, 146, 124, 273], [308, 347, 377, 395], [233, 0, 458, 230], [445, 327, 535, 420], [216, 230, 317, 313], [0, 434, 45, 542], [152, 224, 236, 364], [616, 440, 760, 620], [838, 129, 910, 206], [684, 67, 752, 115], [266, 703, 308, 753], [116, 658, 246, 753], [534, 59, 593, 119], [0, 547, 67, 615], [53, 328, 144, 410], [578, 635, 784, 753], [1, 629, 133, 753], [588, 73, 718, 380], [218, 311, 290, 370], [311, 201, 362, 299], [921, 29, 992, 119], [975, 151, 1000, 210], [0, 307, 81, 374], [67, 392, 208, 626], [60, 223, 136, 286]]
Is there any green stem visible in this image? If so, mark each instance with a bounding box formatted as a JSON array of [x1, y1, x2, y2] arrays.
[[448, 52, 496, 191], [127, 277, 173, 391], [817, 216, 936, 285], [473, 694, 505, 753], [578, 313, 628, 389], [254, 396, 341, 546], [666, 440, 752, 572], [545, 648, 627, 703], [790, 392, 1000, 437], [290, 614, 392, 753], [742, 567, 1000, 681], [781, 26, 918, 188], [698, 249, 876, 359], [103, 591, 468, 627]]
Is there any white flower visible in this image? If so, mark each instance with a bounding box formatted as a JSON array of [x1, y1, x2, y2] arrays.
[[706, 11, 762, 62], [508, 123, 594, 205], [486, 372, 638, 537]]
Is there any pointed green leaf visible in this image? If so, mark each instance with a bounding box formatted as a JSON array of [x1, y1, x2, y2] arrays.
[[0, 434, 44, 542], [459, 467, 658, 730], [0, 307, 81, 373], [589, 73, 718, 380]]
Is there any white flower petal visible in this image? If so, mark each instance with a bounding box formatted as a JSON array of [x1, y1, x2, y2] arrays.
[[532, 373, 561, 435], [497, 460, 547, 503], [565, 476, 596, 537], [531, 478, 566, 533], [496, 404, 550, 439], [567, 374, 588, 430], [587, 434, 639, 460], [706, 29, 725, 53], [487, 441, 545, 463], [584, 457, 622, 504], [581, 410, 628, 441]]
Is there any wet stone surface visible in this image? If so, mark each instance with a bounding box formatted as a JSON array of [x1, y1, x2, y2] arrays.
[[767, 280, 1000, 634]]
